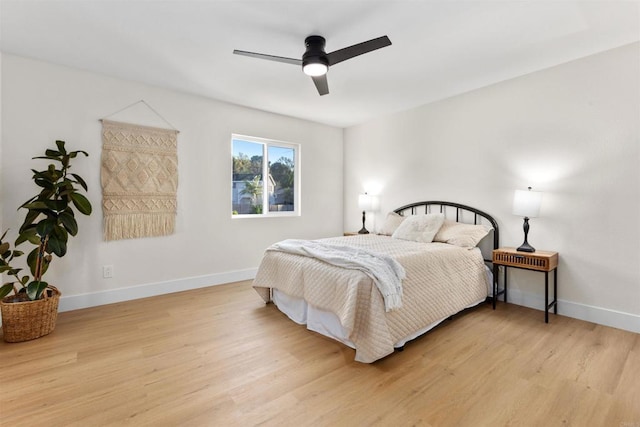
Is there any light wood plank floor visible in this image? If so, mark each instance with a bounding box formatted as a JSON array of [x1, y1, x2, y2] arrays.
[[1, 281, 638, 426]]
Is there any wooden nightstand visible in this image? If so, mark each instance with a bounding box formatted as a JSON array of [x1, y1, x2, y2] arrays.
[[343, 232, 360, 236], [492, 247, 559, 323]]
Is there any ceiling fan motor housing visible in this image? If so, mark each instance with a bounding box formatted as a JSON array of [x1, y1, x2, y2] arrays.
[[302, 35, 329, 71]]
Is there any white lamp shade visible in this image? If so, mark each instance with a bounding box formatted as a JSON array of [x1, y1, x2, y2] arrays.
[[358, 194, 379, 211], [512, 189, 542, 218]]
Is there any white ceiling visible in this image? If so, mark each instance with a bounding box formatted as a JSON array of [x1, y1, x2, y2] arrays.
[[1, 1, 638, 128]]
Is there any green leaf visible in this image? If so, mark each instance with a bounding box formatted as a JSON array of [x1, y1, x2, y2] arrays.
[[59, 211, 78, 236], [0, 284, 14, 299], [34, 178, 55, 189], [0, 265, 11, 273], [0, 242, 9, 255], [19, 195, 39, 208], [38, 190, 56, 202], [48, 227, 68, 257], [21, 201, 48, 210], [27, 248, 39, 276], [32, 155, 62, 161], [69, 150, 89, 158], [36, 218, 57, 237], [53, 224, 69, 242], [21, 276, 30, 285], [70, 173, 88, 191], [45, 149, 62, 157], [40, 256, 51, 278], [70, 192, 92, 215], [32, 170, 57, 186], [55, 140, 67, 155], [16, 226, 40, 246], [11, 250, 24, 258], [1, 229, 8, 241], [27, 281, 49, 300], [19, 211, 41, 235]]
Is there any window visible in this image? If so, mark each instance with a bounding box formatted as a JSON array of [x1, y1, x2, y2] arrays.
[[231, 134, 300, 217]]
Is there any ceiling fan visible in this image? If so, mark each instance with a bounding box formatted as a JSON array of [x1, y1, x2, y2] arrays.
[[233, 35, 392, 96]]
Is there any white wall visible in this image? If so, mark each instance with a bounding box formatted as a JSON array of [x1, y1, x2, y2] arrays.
[[0, 52, 3, 233], [1, 54, 343, 309], [344, 43, 640, 332]]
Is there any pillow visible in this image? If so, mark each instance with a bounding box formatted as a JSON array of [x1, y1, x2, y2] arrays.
[[378, 212, 406, 235], [433, 219, 492, 248], [392, 213, 445, 243]]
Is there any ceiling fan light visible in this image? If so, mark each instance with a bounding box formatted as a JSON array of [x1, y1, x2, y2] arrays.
[[303, 62, 328, 76]]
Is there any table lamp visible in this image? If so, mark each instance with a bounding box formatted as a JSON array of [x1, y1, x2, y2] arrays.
[[358, 193, 378, 234], [512, 187, 542, 252]]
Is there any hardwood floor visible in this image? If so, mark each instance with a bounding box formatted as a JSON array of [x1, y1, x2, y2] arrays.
[[1, 280, 638, 426]]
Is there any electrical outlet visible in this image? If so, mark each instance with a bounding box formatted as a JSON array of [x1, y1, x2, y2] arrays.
[[103, 265, 114, 279]]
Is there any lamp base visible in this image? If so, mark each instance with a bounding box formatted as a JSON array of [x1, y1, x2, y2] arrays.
[[358, 210, 369, 234], [517, 216, 535, 252], [516, 242, 535, 252]]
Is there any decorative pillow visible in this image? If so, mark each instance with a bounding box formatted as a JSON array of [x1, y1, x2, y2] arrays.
[[433, 219, 492, 248], [392, 213, 445, 243], [378, 212, 406, 236]]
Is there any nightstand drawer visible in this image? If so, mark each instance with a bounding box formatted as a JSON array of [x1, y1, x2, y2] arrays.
[[493, 248, 558, 272]]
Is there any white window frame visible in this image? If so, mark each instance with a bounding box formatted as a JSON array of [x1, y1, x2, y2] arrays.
[[231, 134, 301, 218]]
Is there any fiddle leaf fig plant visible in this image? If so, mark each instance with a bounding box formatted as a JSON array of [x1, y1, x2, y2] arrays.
[[0, 140, 92, 301]]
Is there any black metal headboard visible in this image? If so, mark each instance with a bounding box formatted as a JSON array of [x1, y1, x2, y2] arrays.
[[394, 201, 500, 261]]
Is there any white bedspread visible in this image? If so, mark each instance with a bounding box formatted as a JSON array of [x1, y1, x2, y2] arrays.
[[268, 239, 405, 311], [253, 235, 489, 363]]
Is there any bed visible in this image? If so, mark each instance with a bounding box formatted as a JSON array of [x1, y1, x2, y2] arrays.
[[253, 201, 499, 363]]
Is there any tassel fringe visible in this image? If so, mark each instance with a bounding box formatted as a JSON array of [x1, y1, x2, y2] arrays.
[[104, 213, 175, 241]]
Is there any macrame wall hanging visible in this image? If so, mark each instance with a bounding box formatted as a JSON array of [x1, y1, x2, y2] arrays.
[[100, 101, 179, 241]]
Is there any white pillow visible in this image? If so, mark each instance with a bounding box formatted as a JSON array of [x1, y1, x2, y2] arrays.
[[378, 212, 406, 236], [392, 213, 445, 243], [433, 219, 492, 248]]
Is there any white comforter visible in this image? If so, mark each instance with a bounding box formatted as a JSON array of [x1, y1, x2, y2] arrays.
[[268, 239, 405, 311], [253, 235, 489, 363]]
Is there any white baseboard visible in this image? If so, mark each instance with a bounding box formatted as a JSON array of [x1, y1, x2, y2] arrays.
[[11, 270, 639, 336], [505, 288, 640, 334], [58, 268, 258, 313]]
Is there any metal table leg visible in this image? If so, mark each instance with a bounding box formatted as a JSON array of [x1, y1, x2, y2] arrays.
[[554, 268, 558, 314], [544, 271, 549, 323], [503, 266, 508, 303]]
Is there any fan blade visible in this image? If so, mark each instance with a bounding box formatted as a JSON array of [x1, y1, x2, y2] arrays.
[[326, 36, 391, 66], [233, 50, 302, 66], [311, 75, 329, 96]]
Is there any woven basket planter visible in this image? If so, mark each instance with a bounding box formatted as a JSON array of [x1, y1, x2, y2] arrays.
[[0, 286, 61, 343]]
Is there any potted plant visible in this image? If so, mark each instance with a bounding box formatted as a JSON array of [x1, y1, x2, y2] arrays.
[[0, 140, 92, 342]]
